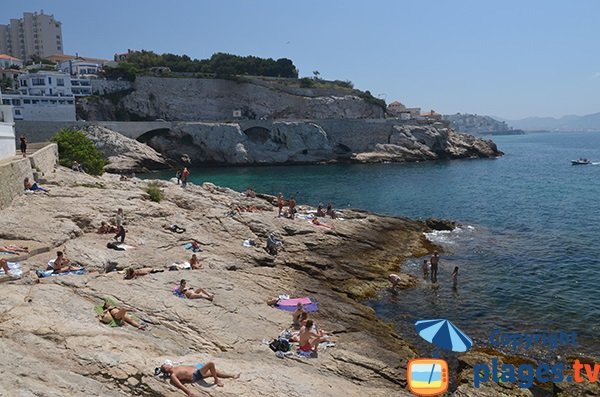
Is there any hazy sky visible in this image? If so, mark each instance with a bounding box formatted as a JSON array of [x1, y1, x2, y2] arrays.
[[4, 0, 600, 119]]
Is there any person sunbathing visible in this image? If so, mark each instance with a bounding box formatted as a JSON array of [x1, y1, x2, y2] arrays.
[[97, 221, 118, 234], [0, 244, 29, 253], [52, 251, 83, 273], [159, 359, 240, 394], [316, 204, 326, 217], [164, 224, 186, 234], [23, 177, 49, 192], [124, 267, 165, 280], [297, 319, 329, 354], [177, 279, 214, 301], [190, 254, 202, 270], [98, 300, 145, 330]]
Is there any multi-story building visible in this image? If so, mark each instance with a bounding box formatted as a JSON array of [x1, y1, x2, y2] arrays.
[[0, 11, 63, 61], [1, 71, 75, 121]]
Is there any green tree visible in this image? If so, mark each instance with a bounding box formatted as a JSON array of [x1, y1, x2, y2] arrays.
[[51, 128, 107, 175], [312, 70, 320, 80]]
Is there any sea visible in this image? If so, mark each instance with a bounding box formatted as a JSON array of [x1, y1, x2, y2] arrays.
[[145, 131, 600, 358]]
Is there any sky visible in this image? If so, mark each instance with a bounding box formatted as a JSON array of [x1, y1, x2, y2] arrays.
[[3, 0, 600, 119]]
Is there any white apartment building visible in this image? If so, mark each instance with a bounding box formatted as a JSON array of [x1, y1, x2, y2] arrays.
[[1, 71, 75, 121], [0, 104, 16, 160], [0, 11, 63, 61]]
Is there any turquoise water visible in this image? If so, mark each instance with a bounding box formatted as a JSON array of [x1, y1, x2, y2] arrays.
[[145, 131, 600, 355]]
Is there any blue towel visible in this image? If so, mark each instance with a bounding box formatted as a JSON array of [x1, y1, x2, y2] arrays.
[[275, 302, 319, 313], [36, 269, 86, 278]]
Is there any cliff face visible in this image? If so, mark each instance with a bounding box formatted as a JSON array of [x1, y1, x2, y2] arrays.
[[443, 113, 524, 135], [139, 120, 502, 166], [78, 76, 385, 121]]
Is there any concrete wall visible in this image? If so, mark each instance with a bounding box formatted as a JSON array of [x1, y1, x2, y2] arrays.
[[91, 79, 134, 95]]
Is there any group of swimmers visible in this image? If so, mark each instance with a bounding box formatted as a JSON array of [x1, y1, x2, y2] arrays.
[[389, 251, 460, 289]]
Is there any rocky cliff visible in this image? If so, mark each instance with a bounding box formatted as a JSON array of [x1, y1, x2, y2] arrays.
[[78, 77, 385, 121], [139, 120, 502, 166]]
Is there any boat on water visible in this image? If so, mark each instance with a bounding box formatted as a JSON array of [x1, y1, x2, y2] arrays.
[[571, 158, 592, 165]]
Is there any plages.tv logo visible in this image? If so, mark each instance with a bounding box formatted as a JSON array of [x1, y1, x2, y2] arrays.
[[408, 319, 473, 396]]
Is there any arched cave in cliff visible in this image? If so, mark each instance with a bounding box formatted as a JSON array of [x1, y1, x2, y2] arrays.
[[243, 126, 271, 144]]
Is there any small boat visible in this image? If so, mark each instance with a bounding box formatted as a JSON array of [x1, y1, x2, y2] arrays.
[[571, 159, 592, 165]]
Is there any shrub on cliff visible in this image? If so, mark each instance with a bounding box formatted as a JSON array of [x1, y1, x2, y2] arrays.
[[145, 182, 164, 202], [51, 128, 107, 176]]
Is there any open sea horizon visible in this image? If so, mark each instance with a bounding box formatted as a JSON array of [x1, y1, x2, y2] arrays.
[[144, 131, 600, 358]]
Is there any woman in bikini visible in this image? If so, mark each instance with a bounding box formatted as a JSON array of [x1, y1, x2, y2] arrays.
[[98, 300, 146, 329], [190, 254, 202, 270], [177, 279, 214, 301], [124, 267, 165, 280]]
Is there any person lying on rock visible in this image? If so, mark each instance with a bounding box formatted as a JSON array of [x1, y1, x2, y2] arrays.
[[164, 224, 186, 234], [177, 279, 214, 301], [159, 359, 240, 395], [189, 254, 202, 270], [98, 300, 146, 330], [298, 319, 330, 354], [53, 251, 83, 273], [0, 244, 29, 253], [97, 221, 118, 234], [124, 267, 165, 280]]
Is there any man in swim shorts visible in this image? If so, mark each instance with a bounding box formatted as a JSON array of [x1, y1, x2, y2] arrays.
[[159, 359, 240, 396]]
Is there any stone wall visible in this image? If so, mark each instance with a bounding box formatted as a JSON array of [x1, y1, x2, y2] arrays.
[[28, 143, 58, 177], [90, 79, 134, 95], [0, 156, 34, 210], [0, 143, 57, 209]]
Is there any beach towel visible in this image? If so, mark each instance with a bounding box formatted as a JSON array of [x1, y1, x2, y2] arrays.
[[0, 262, 22, 279], [275, 302, 319, 313], [37, 269, 86, 278], [169, 262, 191, 271], [308, 220, 335, 230], [117, 243, 136, 250], [0, 251, 17, 255], [296, 213, 315, 220], [183, 243, 202, 252], [277, 297, 312, 306], [172, 286, 186, 298]]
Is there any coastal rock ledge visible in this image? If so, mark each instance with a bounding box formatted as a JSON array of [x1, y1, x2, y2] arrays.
[[1, 169, 596, 396]]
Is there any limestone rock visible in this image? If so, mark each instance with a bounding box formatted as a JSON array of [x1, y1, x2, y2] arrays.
[[81, 124, 170, 173]]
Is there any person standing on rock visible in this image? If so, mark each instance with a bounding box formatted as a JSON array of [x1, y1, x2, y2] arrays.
[[175, 169, 182, 185], [430, 251, 440, 283], [288, 197, 297, 219], [115, 208, 125, 229], [158, 359, 240, 394], [276, 193, 283, 216], [19, 135, 27, 157], [181, 167, 190, 188]]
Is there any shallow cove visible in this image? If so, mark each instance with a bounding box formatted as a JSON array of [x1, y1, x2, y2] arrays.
[[143, 131, 600, 357]]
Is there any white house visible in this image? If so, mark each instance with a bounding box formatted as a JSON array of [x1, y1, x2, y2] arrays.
[[58, 59, 102, 77], [1, 71, 75, 121], [0, 103, 16, 160], [70, 77, 92, 96]]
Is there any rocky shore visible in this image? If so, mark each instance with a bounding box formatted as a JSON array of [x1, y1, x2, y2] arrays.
[[1, 169, 596, 396]]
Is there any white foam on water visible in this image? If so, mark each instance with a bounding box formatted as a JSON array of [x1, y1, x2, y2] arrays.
[[423, 225, 475, 247]]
